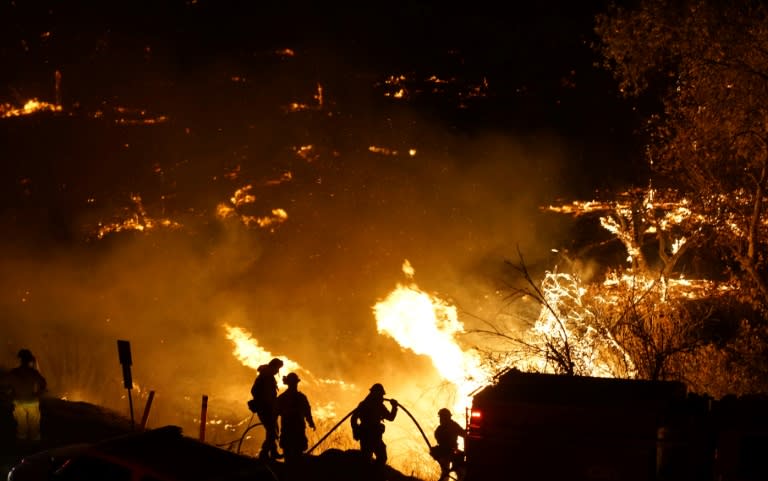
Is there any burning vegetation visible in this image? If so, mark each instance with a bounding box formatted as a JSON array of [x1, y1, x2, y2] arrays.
[[0, 98, 61, 118], [0, 37, 548, 477], [4, 1, 768, 479]]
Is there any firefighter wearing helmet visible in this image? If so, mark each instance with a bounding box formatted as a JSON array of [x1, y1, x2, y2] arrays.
[[249, 357, 284, 460], [276, 372, 316, 463], [5, 349, 47, 442], [431, 407, 467, 481], [350, 383, 398, 465]]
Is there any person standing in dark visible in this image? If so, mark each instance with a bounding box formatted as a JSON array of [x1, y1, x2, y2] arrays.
[[430, 408, 467, 481], [276, 372, 315, 464], [350, 383, 398, 465], [250, 357, 284, 460], [5, 349, 47, 443]]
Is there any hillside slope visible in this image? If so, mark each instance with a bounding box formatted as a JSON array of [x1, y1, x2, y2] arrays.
[[0, 397, 425, 481]]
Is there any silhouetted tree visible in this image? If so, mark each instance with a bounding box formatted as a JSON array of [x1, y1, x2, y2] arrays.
[[594, 0, 768, 314], [470, 1, 768, 397]]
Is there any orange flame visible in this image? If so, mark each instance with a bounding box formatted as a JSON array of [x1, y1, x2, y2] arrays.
[[94, 194, 182, 239], [224, 324, 301, 372], [224, 324, 354, 420], [373, 260, 492, 415], [1, 99, 62, 118], [216, 185, 289, 231]]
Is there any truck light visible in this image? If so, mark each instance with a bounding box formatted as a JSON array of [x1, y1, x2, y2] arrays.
[[469, 409, 483, 431]]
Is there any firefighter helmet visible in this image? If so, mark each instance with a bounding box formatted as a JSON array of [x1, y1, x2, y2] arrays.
[[283, 372, 300, 385], [369, 383, 386, 396], [268, 358, 284, 369], [438, 408, 452, 418], [17, 349, 34, 363]]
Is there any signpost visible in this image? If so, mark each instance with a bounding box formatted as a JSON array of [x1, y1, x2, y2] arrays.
[[117, 339, 135, 429]]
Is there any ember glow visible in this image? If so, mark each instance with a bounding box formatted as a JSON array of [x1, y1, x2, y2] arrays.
[[293, 145, 319, 162], [0, 98, 62, 118], [526, 185, 748, 379], [378, 72, 489, 105], [216, 185, 289, 230], [368, 145, 399, 156], [94, 194, 182, 239], [544, 187, 741, 296], [87, 105, 168, 125], [366, 145, 417, 157], [283, 83, 324, 112]]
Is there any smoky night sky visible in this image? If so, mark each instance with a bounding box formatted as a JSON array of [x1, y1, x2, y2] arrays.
[[0, 0, 645, 460]]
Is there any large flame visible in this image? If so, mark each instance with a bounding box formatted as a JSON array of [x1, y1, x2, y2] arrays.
[[373, 260, 492, 416], [525, 269, 636, 377], [224, 324, 356, 421], [224, 324, 301, 372]]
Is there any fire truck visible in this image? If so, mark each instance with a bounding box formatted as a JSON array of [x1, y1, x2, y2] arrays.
[[465, 369, 768, 481]]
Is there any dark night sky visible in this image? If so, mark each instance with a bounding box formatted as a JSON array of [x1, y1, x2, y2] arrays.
[[1, 0, 644, 183]]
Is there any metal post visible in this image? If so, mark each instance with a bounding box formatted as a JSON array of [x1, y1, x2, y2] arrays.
[[200, 395, 208, 442], [140, 390, 155, 430], [117, 340, 135, 430], [127, 389, 135, 429]]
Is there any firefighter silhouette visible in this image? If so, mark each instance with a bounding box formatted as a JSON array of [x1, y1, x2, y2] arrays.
[[430, 408, 467, 481], [350, 383, 398, 465], [250, 357, 283, 460], [4, 349, 47, 442], [276, 372, 315, 463]]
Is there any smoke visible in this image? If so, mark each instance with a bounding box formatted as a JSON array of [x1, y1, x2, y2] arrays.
[[0, 11, 579, 471]]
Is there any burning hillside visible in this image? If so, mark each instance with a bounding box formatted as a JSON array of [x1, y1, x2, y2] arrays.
[[0, 37, 564, 481], [0, 1, 643, 477]]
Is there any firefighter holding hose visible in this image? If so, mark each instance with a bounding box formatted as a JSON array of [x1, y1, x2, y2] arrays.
[[431, 408, 467, 481], [350, 383, 398, 465]]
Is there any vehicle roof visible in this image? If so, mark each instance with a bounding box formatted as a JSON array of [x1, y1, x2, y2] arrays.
[[473, 369, 687, 406]]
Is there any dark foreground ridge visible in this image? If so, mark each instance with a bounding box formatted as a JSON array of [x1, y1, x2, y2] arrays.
[[0, 398, 424, 481]]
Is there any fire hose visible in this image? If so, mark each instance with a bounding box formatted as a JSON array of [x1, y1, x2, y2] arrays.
[[307, 398, 432, 454], [234, 399, 433, 456], [235, 413, 262, 454]]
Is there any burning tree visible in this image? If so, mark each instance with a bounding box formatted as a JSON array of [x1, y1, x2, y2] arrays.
[[586, 0, 768, 395], [594, 0, 768, 314], [485, 184, 768, 398], [464, 0, 768, 396]]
